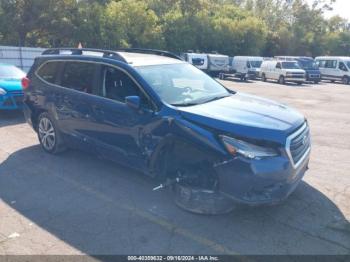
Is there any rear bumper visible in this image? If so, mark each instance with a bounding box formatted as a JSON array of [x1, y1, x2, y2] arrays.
[[214, 149, 310, 205], [0, 93, 24, 110], [23, 102, 35, 129]]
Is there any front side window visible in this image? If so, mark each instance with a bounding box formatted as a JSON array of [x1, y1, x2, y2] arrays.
[[100, 66, 150, 108], [339, 62, 348, 71], [347, 62, 350, 69], [281, 62, 301, 69], [135, 63, 230, 106], [37, 62, 62, 84], [0, 65, 26, 79], [60, 62, 96, 93]]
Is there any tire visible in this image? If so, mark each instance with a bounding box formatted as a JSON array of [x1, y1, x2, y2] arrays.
[[342, 76, 349, 85], [331, 80, 335, 83], [262, 73, 267, 82], [297, 82, 303, 85], [314, 81, 319, 84], [278, 75, 285, 85], [37, 112, 66, 154]]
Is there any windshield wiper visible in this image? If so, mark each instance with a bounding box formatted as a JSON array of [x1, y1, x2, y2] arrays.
[[200, 94, 231, 104], [171, 94, 230, 107], [171, 102, 201, 107]]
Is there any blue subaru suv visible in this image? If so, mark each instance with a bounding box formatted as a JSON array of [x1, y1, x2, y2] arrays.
[[0, 63, 26, 110], [23, 48, 311, 213]]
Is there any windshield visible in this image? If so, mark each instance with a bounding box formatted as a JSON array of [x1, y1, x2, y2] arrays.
[[249, 61, 262, 68], [136, 63, 230, 106], [281, 62, 301, 69], [0, 65, 26, 79], [298, 60, 318, 70]]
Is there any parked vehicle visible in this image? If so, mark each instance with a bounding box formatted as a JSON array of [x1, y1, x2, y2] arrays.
[[181, 52, 208, 72], [232, 56, 263, 81], [260, 60, 306, 85], [0, 63, 26, 110], [23, 48, 311, 214], [207, 53, 229, 76], [315, 56, 350, 85], [276, 56, 321, 84]]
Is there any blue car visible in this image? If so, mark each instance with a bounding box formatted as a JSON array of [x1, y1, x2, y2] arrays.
[[0, 64, 26, 110], [23, 48, 311, 214]]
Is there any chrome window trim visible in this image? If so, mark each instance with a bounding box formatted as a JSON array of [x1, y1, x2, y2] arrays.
[[285, 122, 311, 169]]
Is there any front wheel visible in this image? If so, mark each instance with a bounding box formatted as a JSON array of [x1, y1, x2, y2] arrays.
[[278, 75, 285, 85], [262, 73, 267, 82], [342, 76, 349, 85], [38, 112, 66, 154]]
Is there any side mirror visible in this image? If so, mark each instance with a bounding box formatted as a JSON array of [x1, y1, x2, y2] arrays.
[[125, 96, 140, 110]]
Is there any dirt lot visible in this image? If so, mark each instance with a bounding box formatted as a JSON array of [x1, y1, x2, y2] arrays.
[[0, 79, 349, 255]]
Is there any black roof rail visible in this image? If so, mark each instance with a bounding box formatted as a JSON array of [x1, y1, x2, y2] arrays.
[[115, 48, 183, 61], [41, 48, 128, 63]]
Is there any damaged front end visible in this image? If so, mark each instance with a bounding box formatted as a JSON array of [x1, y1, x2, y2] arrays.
[[165, 122, 311, 214]]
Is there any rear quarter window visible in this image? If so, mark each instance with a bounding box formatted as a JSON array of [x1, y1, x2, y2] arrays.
[[60, 62, 96, 93], [37, 61, 63, 84]]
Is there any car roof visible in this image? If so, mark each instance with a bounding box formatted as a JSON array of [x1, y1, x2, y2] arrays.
[[117, 52, 184, 66], [40, 48, 185, 67], [315, 56, 350, 60], [0, 63, 17, 67]]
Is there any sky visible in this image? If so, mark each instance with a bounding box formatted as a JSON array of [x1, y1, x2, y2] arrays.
[[307, 0, 350, 20]]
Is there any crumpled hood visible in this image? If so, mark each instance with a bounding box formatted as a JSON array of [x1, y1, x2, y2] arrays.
[[178, 93, 305, 145], [0, 78, 22, 92]]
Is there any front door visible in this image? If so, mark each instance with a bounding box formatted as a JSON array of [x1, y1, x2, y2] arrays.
[[90, 65, 161, 170]]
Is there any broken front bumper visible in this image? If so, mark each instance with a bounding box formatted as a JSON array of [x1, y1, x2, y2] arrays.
[[214, 149, 310, 205]]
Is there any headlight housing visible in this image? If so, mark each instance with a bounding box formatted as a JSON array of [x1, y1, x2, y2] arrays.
[[220, 135, 278, 159], [0, 87, 7, 95]]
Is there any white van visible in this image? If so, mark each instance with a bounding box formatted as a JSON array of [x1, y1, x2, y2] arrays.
[[232, 56, 263, 80], [315, 56, 350, 84], [181, 52, 209, 71], [207, 53, 229, 76], [260, 60, 306, 85]]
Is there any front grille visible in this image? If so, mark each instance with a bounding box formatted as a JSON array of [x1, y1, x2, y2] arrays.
[[14, 95, 24, 106], [287, 124, 311, 167], [3, 98, 14, 106], [289, 74, 305, 79], [9, 90, 23, 94], [309, 74, 320, 78]]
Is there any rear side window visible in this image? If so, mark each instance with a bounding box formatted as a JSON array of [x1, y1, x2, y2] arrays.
[[37, 61, 62, 84], [325, 60, 337, 69], [60, 62, 96, 93]]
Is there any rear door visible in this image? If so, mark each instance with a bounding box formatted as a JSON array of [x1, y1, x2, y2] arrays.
[[55, 61, 100, 151]]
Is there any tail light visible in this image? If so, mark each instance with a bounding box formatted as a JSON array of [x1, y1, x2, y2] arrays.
[[21, 77, 30, 90]]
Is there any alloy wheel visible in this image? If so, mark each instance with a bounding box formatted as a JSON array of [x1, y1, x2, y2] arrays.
[[38, 117, 56, 151]]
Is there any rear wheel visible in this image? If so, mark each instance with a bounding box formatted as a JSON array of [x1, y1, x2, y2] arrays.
[[342, 76, 349, 85], [278, 75, 285, 85], [38, 112, 66, 154], [314, 80, 320, 84]]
